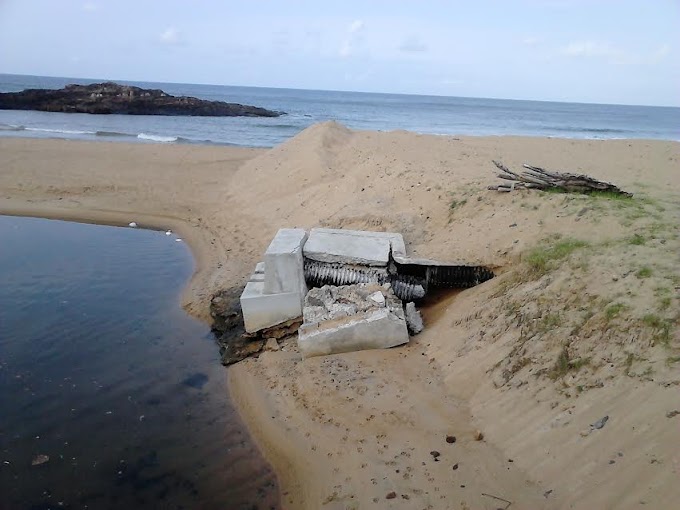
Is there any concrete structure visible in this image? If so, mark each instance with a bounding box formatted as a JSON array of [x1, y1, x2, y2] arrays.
[[240, 229, 307, 333], [297, 284, 409, 358], [303, 229, 392, 266], [263, 228, 308, 304], [239, 227, 489, 352]]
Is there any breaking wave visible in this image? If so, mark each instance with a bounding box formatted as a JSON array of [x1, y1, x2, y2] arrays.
[[137, 133, 179, 143]]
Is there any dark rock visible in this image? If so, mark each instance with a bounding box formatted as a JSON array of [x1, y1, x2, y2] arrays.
[[0, 82, 283, 117], [452, 463, 459, 470], [210, 286, 300, 365], [446, 435, 456, 444], [666, 410, 679, 418], [210, 287, 245, 334], [386, 492, 397, 500], [430, 451, 440, 459]]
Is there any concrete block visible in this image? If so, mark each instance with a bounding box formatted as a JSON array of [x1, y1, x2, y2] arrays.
[[240, 281, 302, 333], [304, 228, 391, 266], [263, 229, 308, 303], [250, 272, 265, 282], [254, 262, 265, 274], [298, 308, 409, 358]]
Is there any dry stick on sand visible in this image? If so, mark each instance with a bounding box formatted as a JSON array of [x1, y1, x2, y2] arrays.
[[488, 160, 632, 196]]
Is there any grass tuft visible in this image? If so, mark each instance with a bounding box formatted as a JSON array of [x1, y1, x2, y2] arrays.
[[628, 234, 646, 245], [642, 314, 673, 346], [549, 347, 590, 380], [526, 238, 590, 274], [636, 266, 653, 278], [605, 303, 628, 321]]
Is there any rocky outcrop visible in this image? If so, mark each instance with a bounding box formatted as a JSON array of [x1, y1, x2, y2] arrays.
[[0, 82, 283, 117]]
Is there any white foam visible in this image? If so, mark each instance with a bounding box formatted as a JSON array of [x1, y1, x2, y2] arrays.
[[25, 127, 94, 135], [137, 133, 178, 143]]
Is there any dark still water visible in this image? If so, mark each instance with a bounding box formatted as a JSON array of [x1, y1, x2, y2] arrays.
[[0, 216, 278, 510]]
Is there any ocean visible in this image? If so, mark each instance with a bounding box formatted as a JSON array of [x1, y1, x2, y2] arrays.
[[1, 73, 678, 147], [0, 216, 279, 510]]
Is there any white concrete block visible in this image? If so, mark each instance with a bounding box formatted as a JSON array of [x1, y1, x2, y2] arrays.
[[263, 229, 308, 303], [254, 262, 265, 274], [303, 229, 391, 266], [240, 281, 302, 333], [298, 308, 409, 358], [249, 272, 265, 282]]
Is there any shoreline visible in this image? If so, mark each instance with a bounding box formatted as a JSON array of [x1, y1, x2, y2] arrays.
[[2, 130, 679, 508], [0, 202, 217, 322], [1, 131, 679, 151]]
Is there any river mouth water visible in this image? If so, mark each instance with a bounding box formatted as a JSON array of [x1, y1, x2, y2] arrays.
[[0, 216, 279, 509]]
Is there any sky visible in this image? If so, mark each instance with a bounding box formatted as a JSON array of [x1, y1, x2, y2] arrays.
[[0, 0, 678, 106]]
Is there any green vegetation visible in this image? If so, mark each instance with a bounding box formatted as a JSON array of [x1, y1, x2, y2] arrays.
[[642, 314, 673, 346], [449, 198, 467, 211], [636, 266, 653, 278], [549, 346, 590, 380], [660, 297, 672, 310], [526, 237, 590, 275], [539, 313, 562, 332], [628, 234, 646, 245], [605, 303, 628, 321]]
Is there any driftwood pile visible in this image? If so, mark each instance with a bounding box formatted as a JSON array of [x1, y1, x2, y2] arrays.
[[489, 161, 632, 196]]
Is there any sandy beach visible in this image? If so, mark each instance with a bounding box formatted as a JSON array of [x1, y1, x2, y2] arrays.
[[1, 125, 678, 509]]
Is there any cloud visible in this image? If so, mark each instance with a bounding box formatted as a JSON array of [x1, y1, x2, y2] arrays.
[[339, 19, 365, 58], [348, 20, 365, 34], [399, 36, 428, 53], [522, 36, 540, 46], [561, 40, 621, 59], [159, 27, 182, 45], [82, 2, 97, 11]]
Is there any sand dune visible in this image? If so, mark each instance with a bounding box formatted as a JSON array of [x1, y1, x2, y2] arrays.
[[1, 124, 678, 509]]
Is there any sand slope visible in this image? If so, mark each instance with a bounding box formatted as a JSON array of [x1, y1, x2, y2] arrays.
[[1, 125, 678, 509]]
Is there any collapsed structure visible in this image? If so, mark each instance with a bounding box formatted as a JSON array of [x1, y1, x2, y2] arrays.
[[240, 228, 494, 358]]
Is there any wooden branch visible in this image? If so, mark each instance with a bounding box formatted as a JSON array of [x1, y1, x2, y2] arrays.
[[489, 161, 632, 196]]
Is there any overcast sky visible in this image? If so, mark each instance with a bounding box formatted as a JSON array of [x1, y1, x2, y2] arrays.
[[1, 0, 678, 106]]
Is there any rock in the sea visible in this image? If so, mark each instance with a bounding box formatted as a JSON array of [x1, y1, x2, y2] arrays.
[[405, 302, 424, 335], [0, 82, 284, 117]]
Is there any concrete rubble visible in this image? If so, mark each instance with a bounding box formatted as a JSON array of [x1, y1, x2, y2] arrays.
[[238, 227, 493, 359], [298, 284, 409, 358], [405, 302, 424, 335]]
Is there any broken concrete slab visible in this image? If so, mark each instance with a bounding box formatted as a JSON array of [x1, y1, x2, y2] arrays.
[[405, 302, 424, 335], [297, 283, 409, 358], [263, 228, 308, 302], [298, 308, 409, 358], [303, 228, 391, 266], [240, 281, 302, 333]]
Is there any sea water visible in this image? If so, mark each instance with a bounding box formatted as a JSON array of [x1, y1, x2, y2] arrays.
[[0, 73, 678, 147], [0, 216, 278, 510]]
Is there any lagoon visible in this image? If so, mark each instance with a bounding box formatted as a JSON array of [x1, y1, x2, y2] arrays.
[[0, 216, 278, 509]]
